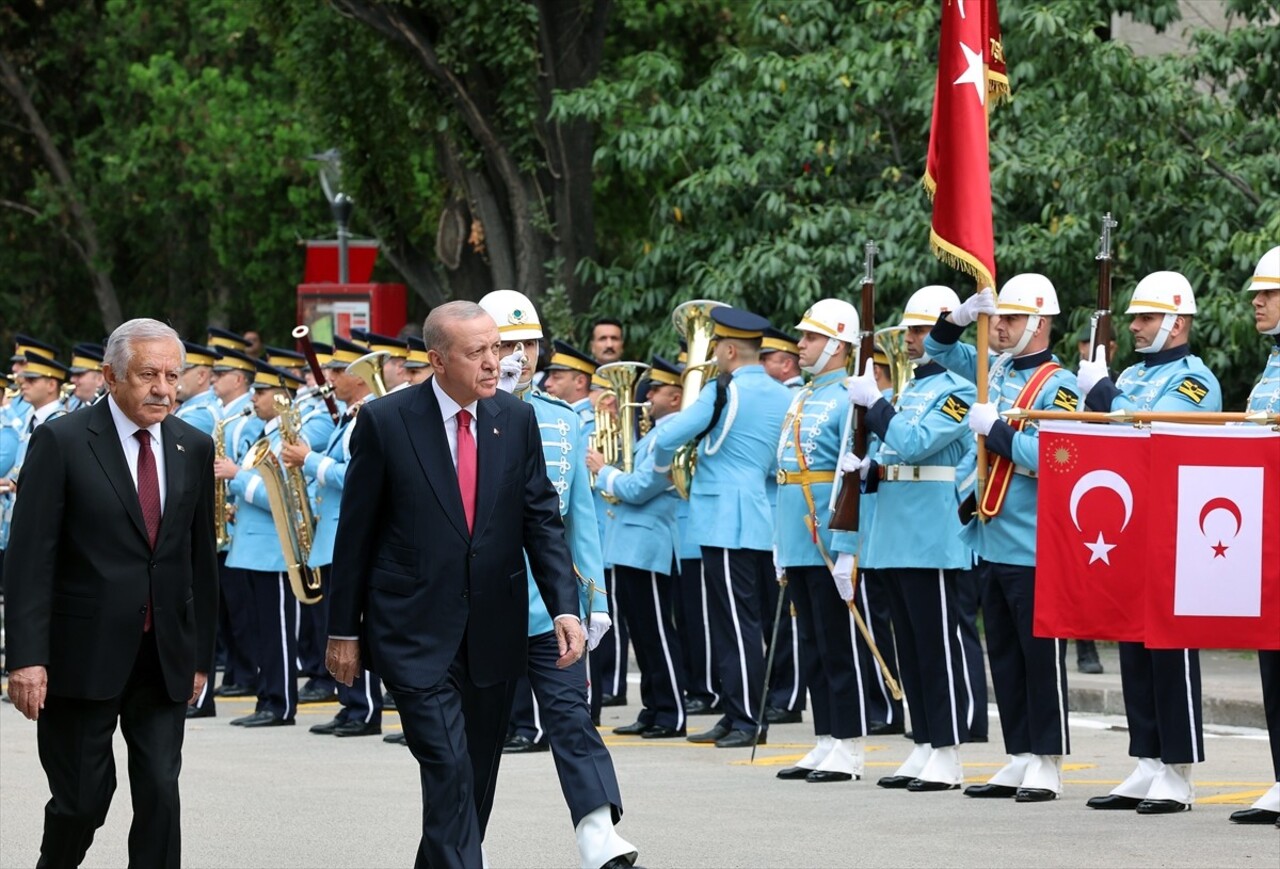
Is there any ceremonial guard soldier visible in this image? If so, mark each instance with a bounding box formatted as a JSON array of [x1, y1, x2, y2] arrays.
[[353, 330, 412, 392], [848, 286, 978, 791], [174, 342, 221, 436], [653, 307, 792, 748], [772, 298, 870, 782], [403, 336, 432, 385], [925, 275, 1078, 802], [1077, 271, 1222, 814]]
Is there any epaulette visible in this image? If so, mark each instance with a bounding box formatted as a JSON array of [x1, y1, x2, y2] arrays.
[[531, 390, 573, 412]]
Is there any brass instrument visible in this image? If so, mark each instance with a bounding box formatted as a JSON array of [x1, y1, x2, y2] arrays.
[[212, 406, 252, 549], [873, 326, 915, 402], [3, 385, 18, 402], [344, 351, 389, 414], [57, 382, 76, 412], [670, 299, 725, 498], [593, 362, 651, 501]]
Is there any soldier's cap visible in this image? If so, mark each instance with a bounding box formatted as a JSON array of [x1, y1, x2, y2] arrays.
[[19, 351, 70, 382], [207, 326, 250, 351], [264, 345, 306, 369], [649, 354, 682, 387], [12, 334, 58, 363], [404, 335, 429, 369], [325, 336, 366, 368], [212, 347, 258, 374], [545, 340, 597, 377], [360, 331, 410, 359], [250, 359, 304, 391], [181, 341, 220, 369], [710, 307, 770, 340], [591, 373, 610, 391], [69, 343, 105, 373], [759, 326, 800, 357], [872, 344, 890, 366], [311, 342, 334, 368]]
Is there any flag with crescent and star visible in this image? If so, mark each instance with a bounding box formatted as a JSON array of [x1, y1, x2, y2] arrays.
[[1033, 422, 1149, 642], [1144, 423, 1280, 650]]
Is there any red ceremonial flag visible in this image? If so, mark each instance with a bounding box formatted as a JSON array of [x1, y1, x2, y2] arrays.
[[1144, 424, 1280, 650], [1034, 422, 1150, 642], [924, 0, 1008, 290]]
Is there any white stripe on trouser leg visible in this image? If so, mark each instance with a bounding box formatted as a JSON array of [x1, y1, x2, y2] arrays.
[[651, 571, 685, 730], [786, 589, 800, 711], [846, 609, 868, 735], [1183, 649, 1199, 763], [531, 688, 545, 743], [859, 579, 893, 722], [195, 678, 209, 706], [1053, 638, 1066, 754], [722, 550, 753, 721], [937, 571, 960, 745], [361, 672, 375, 724], [608, 568, 624, 696], [700, 562, 719, 706], [955, 623, 976, 732], [277, 573, 293, 717], [294, 599, 302, 670]]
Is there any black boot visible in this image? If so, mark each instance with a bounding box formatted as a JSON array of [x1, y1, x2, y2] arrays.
[[1076, 640, 1103, 674]]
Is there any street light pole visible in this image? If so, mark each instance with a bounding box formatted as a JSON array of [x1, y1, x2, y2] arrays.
[[332, 192, 354, 284]]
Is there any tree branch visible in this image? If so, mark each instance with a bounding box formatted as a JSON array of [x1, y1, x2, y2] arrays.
[[0, 197, 92, 263], [1173, 122, 1262, 208]]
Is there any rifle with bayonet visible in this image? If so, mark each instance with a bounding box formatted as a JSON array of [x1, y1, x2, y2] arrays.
[[1089, 212, 1117, 363], [829, 241, 877, 532]]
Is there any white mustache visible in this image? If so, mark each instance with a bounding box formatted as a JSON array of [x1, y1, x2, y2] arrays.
[[143, 396, 172, 407]]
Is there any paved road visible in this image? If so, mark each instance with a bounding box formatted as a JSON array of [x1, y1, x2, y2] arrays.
[[1, 692, 1276, 868]]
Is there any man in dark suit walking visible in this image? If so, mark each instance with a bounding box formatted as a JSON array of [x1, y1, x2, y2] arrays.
[[5, 318, 219, 869], [328, 300, 586, 869]]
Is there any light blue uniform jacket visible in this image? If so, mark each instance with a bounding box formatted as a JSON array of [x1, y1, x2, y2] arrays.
[[1086, 345, 1223, 415], [175, 388, 221, 437], [596, 416, 681, 575], [1246, 339, 1280, 414]]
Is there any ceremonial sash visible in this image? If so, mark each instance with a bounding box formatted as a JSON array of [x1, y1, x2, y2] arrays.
[[977, 361, 1059, 519]]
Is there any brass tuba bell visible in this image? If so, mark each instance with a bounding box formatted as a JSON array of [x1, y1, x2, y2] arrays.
[[670, 299, 726, 499], [345, 350, 390, 405], [872, 326, 915, 402], [593, 361, 651, 499]]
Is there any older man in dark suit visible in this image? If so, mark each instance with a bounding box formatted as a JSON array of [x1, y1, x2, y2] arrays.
[[328, 300, 586, 869], [5, 318, 219, 869]]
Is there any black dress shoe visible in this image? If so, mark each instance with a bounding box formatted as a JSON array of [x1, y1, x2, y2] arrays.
[[969, 734, 989, 743], [877, 775, 914, 789], [764, 706, 802, 724], [215, 683, 252, 697], [230, 710, 264, 726], [1229, 807, 1280, 825], [503, 734, 548, 754], [613, 720, 651, 735], [964, 783, 1018, 799], [601, 694, 627, 707], [715, 729, 764, 749], [806, 769, 855, 783], [599, 854, 638, 869], [776, 766, 815, 780], [640, 725, 686, 739], [1076, 640, 1104, 674], [867, 720, 905, 735], [382, 692, 397, 710], [684, 697, 715, 715], [909, 779, 960, 792], [383, 732, 408, 745], [298, 685, 336, 704], [239, 710, 294, 728], [186, 705, 215, 719], [334, 720, 382, 737], [1136, 799, 1190, 815], [1086, 794, 1143, 810], [1016, 788, 1057, 802], [310, 717, 342, 735], [686, 724, 730, 744]]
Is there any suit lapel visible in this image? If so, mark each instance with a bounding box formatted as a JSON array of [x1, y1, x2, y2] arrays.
[[402, 385, 469, 542], [471, 397, 506, 538], [155, 417, 185, 549], [85, 401, 150, 546]]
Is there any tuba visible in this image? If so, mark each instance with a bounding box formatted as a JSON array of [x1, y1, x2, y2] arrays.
[[211, 406, 252, 549], [344, 350, 389, 414], [670, 299, 726, 499], [593, 362, 651, 500], [872, 326, 915, 402]]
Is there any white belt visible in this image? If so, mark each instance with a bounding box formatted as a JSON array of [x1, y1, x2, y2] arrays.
[[1012, 466, 1037, 478], [879, 464, 956, 483]]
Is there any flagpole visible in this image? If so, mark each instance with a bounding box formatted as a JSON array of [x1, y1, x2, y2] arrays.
[[1005, 409, 1278, 425], [975, 310, 990, 499]]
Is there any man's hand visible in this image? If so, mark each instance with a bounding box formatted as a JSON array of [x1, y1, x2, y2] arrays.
[[326, 638, 361, 687], [832, 554, 856, 603], [213, 457, 240, 481], [1077, 345, 1110, 397], [553, 615, 586, 669], [950, 288, 997, 327], [839, 451, 871, 481], [497, 347, 525, 394], [772, 547, 785, 582], [967, 401, 999, 436], [190, 671, 208, 706], [846, 360, 883, 409], [8, 665, 47, 721], [280, 441, 310, 469], [584, 448, 606, 475], [0, 477, 13, 495], [586, 613, 612, 651]]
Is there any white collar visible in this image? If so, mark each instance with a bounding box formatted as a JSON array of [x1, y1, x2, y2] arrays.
[[107, 394, 163, 443], [431, 376, 478, 422]]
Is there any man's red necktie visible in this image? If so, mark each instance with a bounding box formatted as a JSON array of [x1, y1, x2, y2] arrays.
[[455, 409, 477, 533], [135, 430, 161, 631]]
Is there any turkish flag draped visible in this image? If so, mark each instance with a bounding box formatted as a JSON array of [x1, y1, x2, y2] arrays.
[[1143, 424, 1280, 650], [925, 0, 1008, 291], [1034, 422, 1150, 642]]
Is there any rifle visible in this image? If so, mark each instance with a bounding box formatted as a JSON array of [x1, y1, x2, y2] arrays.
[[829, 241, 877, 532], [1089, 212, 1117, 363]]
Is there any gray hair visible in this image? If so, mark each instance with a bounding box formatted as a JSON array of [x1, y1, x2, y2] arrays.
[[104, 318, 185, 372], [422, 301, 492, 357]]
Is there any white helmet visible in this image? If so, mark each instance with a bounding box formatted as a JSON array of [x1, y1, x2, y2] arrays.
[[1248, 245, 1280, 292], [996, 274, 1058, 356], [900, 285, 961, 327], [1126, 271, 1197, 315], [795, 299, 859, 375], [477, 289, 543, 341]]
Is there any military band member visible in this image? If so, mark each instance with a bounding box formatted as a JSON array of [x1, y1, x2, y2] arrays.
[[0, 371, 17, 593], [772, 299, 869, 782], [9, 334, 60, 421], [761, 327, 804, 389], [404, 336, 432, 385], [926, 274, 1077, 802], [848, 286, 978, 791], [67, 344, 105, 411], [589, 355, 689, 740], [174, 342, 221, 436], [354, 330, 412, 392], [1076, 271, 1222, 814], [654, 307, 792, 748]]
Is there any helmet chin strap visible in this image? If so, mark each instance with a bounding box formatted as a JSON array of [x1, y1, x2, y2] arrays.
[[1008, 314, 1041, 357], [1137, 313, 1177, 354], [801, 337, 842, 375]]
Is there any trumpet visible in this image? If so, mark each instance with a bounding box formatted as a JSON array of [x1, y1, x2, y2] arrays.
[[593, 362, 651, 500], [212, 406, 253, 549], [670, 299, 725, 498]]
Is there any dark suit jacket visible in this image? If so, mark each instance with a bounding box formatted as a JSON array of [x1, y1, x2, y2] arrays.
[[5, 400, 219, 702], [329, 382, 577, 689]]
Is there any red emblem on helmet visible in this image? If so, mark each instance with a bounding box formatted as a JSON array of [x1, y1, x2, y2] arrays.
[[837, 322, 845, 333], [1035, 297, 1044, 308], [1173, 294, 1182, 306]]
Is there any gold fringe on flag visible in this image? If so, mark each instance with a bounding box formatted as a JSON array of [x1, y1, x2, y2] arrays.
[[929, 229, 995, 292]]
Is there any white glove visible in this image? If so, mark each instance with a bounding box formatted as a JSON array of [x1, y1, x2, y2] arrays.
[[839, 451, 871, 480], [967, 401, 999, 436], [832, 553, 855, 602], [950, 288, 997, 327], [772, 547, 784, 582], [586, 612, 612, 651], [497, 346, 525, 394], [1076, 345, 1109, 396], [846, 359, 882, 409]]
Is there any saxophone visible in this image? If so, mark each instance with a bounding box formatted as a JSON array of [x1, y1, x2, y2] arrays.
[[212, 406, 252, 549]]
